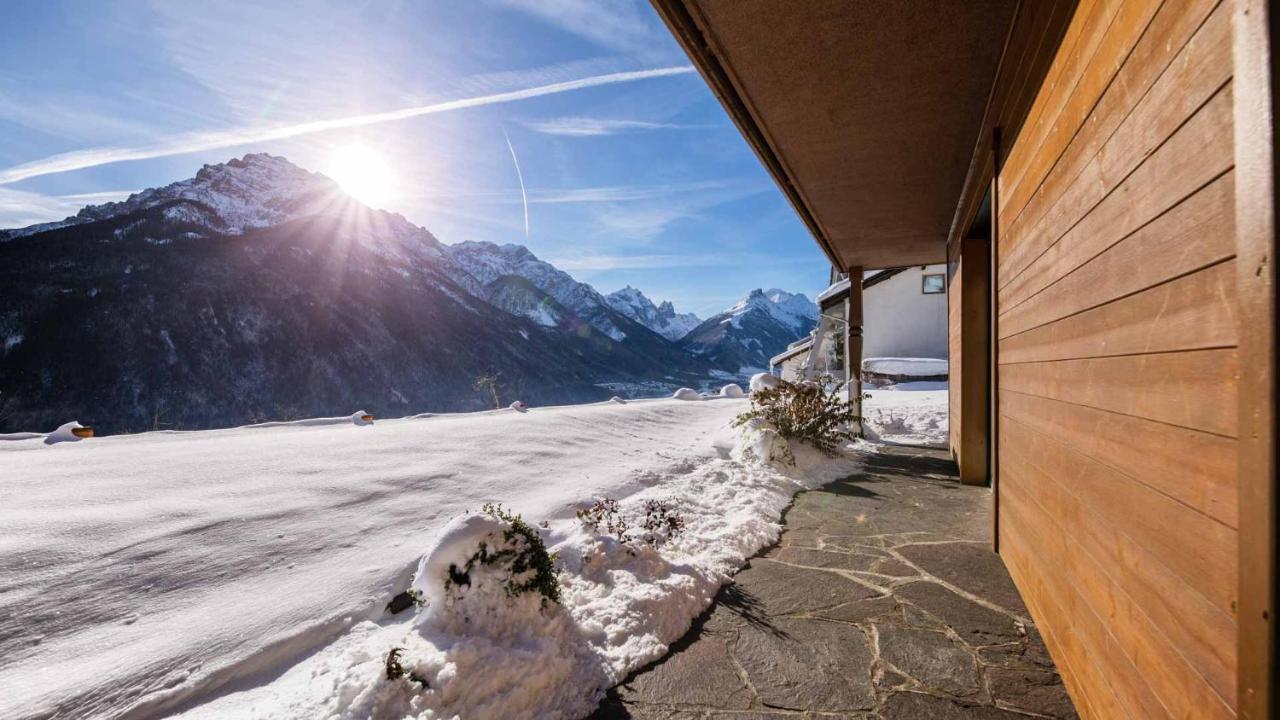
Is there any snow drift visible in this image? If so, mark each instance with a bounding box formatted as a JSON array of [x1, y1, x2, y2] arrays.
[[1, 396, 864, 720]]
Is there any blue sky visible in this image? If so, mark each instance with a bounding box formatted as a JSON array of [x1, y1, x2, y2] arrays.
[[0, 0, 830, 316]]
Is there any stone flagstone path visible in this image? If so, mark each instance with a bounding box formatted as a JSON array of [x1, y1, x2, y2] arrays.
[[590, 445, 1077, 719]]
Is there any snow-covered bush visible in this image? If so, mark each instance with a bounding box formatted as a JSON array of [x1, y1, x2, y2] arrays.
[[639, 499, 686, 548], [748, 372, 782, 393], [576, 497, 631, 544], [384, 647, 429, 687], [719, 383, 745, 398], [509, 400, 528, 412], [672, 387, 701, 400], [734, 379, 858, 458], [46, 421, 91, 443], [576, 497, 686, 551], [453, 503, 558, 603], [415, 504, 560, 616]]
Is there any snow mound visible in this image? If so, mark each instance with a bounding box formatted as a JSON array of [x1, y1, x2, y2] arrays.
[[412, 513, 515, 614], [610, 396, 627, 404], [46, 421, 90, 444], [863, 357, 948, 377], [672, 388, 701, 401], [351, 410, 374, 426], [719, 384, 745, 398], [863, 383, 949, 448], [510, 400, 529, 412], [749, 372, 782, 392]]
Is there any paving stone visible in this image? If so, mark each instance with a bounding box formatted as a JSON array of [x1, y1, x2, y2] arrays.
[[977, 629, 1055, 671], [734, 617, 875, 712], [896, 543, 1028, 617], [732, 559, 879, 616], [767, 547, 881, 571], [880, 692, 1030, 719], [812, 594, 899, 624], [817, 535, 894, 553], [870, 558, 919, 577], [986, 667, 1078, 719], [588, 447, 1076, 719], [894, 581, 1021, 645], [777, 527, 821, 548], [589, 703, 707, 720], [615, 634, 752, 710], [876, 626, 980, 698]]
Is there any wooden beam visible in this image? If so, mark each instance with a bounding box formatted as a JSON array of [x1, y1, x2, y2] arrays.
[[847, 266, 864, 437], [1233, 0, 1277, 716], [991, 126, 1003, 554]]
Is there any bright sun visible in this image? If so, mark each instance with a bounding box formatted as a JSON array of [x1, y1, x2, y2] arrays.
[[326, 145, 395, 208]]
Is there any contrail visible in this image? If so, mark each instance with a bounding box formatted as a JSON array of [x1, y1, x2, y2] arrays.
[[502, 128, 529, 238], [0, 66, 695, 185]]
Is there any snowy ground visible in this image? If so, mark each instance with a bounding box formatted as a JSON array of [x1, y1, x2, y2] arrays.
[[862, 357, 948, 378], [862, 381, 949, 448], [0, 397, 865, 720]]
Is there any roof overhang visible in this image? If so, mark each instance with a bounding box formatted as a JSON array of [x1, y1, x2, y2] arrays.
[[652, 0, 1077, 270]]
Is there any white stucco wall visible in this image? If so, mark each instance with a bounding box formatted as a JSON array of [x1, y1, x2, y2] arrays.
[[862, 264, 948, 359]]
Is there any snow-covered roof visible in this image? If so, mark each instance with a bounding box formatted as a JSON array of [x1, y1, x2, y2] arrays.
[[816, 277, 851, 304], [770, 336, 813, 366]]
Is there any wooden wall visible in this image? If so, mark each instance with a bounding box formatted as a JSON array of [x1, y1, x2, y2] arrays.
[[948, 237, 990, 485], [994, 0, 1238, 717]]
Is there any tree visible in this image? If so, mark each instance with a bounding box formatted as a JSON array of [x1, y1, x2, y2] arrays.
[[474, 372, 502, 409]]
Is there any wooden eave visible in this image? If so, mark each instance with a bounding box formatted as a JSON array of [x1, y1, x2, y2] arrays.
[[651, 0, 1077, 271]]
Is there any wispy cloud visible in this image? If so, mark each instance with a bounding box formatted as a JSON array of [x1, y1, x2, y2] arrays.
[[0, 187, 135, 229], [501, 128, 529, 237], [404, 181, 739, 205], [498, 0, 666, 56], [0, 66, 695, 185], [544, 253, 724, 271], [523, 117, 700, 137]]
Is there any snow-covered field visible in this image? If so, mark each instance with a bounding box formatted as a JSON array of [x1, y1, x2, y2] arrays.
[[862, 356, 948, 378], [0, 396, 864, 719], [863, 382, 949, 448]]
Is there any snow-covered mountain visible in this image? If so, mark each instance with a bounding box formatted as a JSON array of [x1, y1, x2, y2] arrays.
[[605, 286, 702, 341], [443, 241, 628, 341], [6, 154, 338, 239], [680, 288, 818, 373], [0, 154, 715, 434]]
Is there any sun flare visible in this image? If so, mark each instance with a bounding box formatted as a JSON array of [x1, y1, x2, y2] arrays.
[[325, 145, 395, 208]]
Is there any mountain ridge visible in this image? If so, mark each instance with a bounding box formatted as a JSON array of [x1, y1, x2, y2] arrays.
[[0, 154, 816, 433]]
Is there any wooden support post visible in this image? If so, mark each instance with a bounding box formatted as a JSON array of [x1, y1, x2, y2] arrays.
[[1234, 0, 1276, 715], [847, 266, 864, 436], [953, 236, 991, 487], [989, 127, 1002, 554]]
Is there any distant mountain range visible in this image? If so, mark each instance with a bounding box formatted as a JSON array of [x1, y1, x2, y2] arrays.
[[605, 286, 703, 341], [680, 288, 818, 371], [0, 154, 817, 434]]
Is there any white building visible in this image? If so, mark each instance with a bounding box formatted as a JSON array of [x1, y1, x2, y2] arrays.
[[861, 264, 948, 359]]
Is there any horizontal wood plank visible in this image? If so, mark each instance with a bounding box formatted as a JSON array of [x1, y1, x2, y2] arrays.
[[1000, 259, 1237, 364], [1000, 0, 1224, 255], [1000, 500, 1169, 719], [999, 0, 1117, 210], [1001, 472, 1236, 714], [1002, 416, 1238, 619], [999, 171, 1235, 338], [1001, 8, 1234, 290], [1000, 388, 1237, 527], [999, 348, 1238, 437], [1000, 0, 1168, 226]]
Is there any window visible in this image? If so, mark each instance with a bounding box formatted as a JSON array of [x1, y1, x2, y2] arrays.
[[922, 273, 945, 294]]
